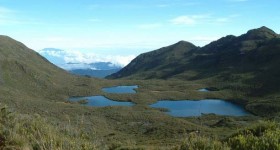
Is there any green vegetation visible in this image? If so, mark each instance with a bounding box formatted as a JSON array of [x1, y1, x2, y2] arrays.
[[107, 26, 280, 117], [0, 27, 280, 149], [0, 104, 100, 149], [176, 121, 280, 150], [77, 99, 89, 104], [2, 103, 278, 150], [177, 134, 230, 150], [228, 121, 280, 150]]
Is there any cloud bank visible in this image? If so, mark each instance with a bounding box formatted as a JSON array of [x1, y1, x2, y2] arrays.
[[38, 48, 135, 70]]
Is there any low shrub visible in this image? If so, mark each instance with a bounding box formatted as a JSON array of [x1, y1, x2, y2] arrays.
[[0, 104, 99, 150]]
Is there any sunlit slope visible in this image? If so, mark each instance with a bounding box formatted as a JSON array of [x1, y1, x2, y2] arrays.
[[0, 35, 97, 105]]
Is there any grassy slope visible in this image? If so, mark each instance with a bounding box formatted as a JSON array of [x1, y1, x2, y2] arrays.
[[107, 41, 198, 79], [107, 27, 280, 117], [0, 31, 278, 149], [0, 35, 221, 149]]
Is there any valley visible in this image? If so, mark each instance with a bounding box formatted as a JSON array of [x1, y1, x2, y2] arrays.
[[0, 27, 280, 149]]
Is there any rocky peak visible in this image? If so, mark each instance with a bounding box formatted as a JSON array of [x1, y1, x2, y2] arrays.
[[241, 26, 279, 40]]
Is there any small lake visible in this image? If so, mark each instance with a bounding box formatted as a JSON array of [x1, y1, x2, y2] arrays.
[[198, 87, 219, 92], [198, 88, 209, 92], [102, 85, 138, 94], [69, 96, 134, 107], [150, 99, 250, 117]]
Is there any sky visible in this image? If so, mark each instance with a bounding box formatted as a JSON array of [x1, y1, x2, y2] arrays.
[[0, 0, 280, 66]]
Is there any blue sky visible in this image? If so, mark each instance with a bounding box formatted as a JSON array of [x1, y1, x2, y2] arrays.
[[0, 0, 279, 65]]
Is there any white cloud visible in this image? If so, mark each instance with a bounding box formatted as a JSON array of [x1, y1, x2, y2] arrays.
[[215, 18, 230, 23], [170, 15, 210, 26], [170, 16, 196, 25], [170, 14, 237, 26], [62, 51, 135, 67], [103, 55, 135, 67], [38, 48, 135, 69]]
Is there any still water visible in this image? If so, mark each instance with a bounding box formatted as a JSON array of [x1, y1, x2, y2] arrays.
[[102, 85, 138, 94], [198, 88, 209, 92], [150, 99, 250, 117], [69, 96, 134, 107]]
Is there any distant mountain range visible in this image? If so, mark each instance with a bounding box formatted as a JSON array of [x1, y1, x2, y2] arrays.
[[108, 26, 280, 96], [38, 48, 122, 78]]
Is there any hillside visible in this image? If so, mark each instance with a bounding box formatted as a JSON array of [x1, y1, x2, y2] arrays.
[[108, 27, 280, 94], [187, 27, 280, 96], [0, 36, 103, 112], [0, 35, 202, 149], [108, 26, 280, 116], [0, 36, 107, 148], [108, 41, 198, 79], [1, 30, 280, 149], [108, 26, 280, 81]]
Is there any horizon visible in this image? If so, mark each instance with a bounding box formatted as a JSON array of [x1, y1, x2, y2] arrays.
[[0, 0, 279, 66]]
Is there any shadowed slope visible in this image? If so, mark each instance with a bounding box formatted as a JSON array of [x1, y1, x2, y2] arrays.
[[107, 41, 198, 79], [108, 27, 280, 87], [107, 27, 280, 115]]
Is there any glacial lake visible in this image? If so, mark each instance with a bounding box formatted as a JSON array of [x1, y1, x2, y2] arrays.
[[69, 96, 134, 107], [150, 99, 250, 117], [102, 85, 138, 94]]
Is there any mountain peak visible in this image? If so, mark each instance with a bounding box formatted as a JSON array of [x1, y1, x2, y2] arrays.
[[0, 35, 25, 47], [0, 35, 34, 59], [177, 40, 189, 44], [169, 40, 197, 51], [175, 40, 196, 46], [242, 26, 279, 40]]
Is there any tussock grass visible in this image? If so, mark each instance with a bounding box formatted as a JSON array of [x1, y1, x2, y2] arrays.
[[0, 104, 100, 150], [2, 32, 280, 149], [176, 134, 230, 150], [176, 121, 280, 150]]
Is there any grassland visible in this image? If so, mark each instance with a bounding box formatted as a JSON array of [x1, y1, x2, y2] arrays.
[[107, 27, 280, 118], [2, 74, 278, 149], [2, 102, 279, 150], [1, 33, 280, 149]]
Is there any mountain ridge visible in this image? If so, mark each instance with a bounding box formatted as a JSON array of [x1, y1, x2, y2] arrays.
[[108, 26, 280, 80], [107, 26, 280, 115], [0, 35, 97, 108], [108, 40, 198, 79]]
